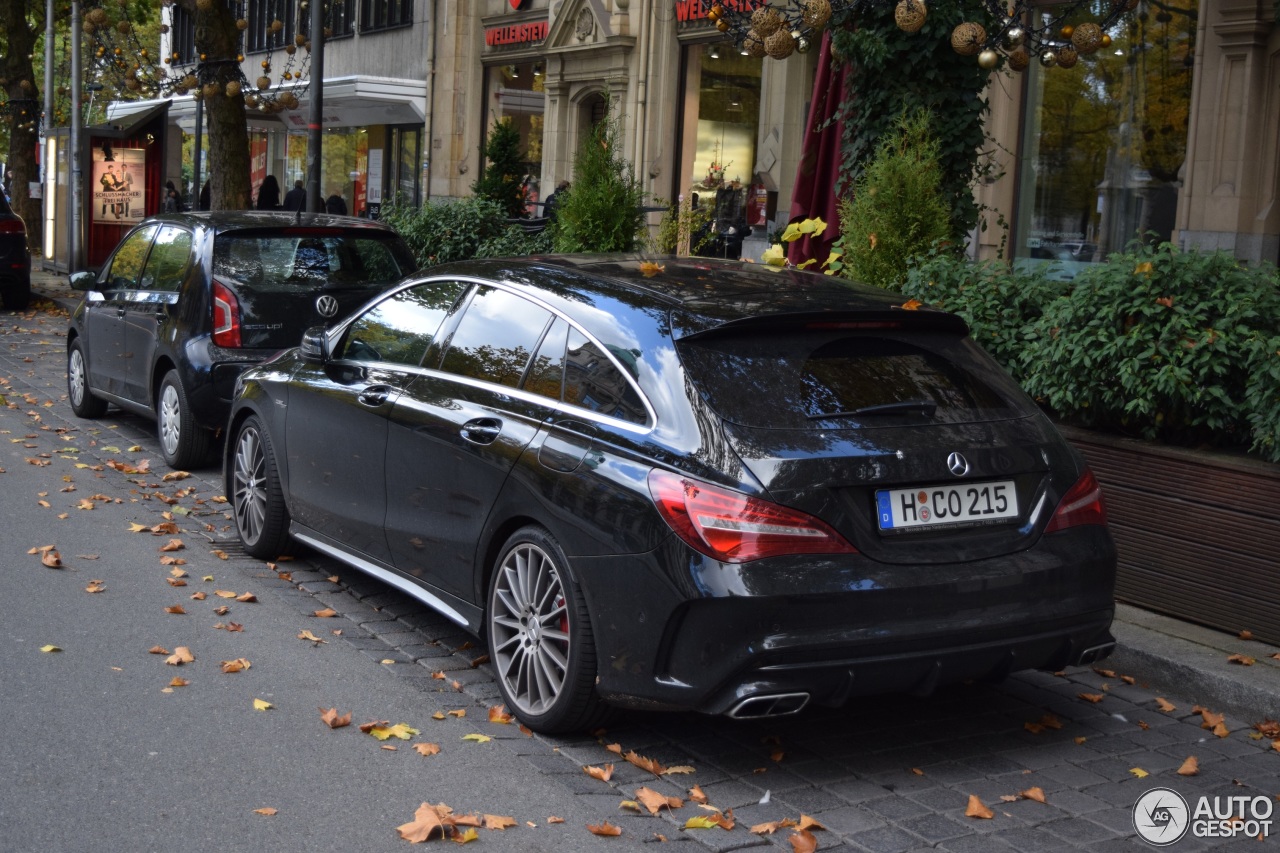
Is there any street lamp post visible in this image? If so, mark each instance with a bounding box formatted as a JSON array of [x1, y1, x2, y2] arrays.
[[305, 14, 324, 213]]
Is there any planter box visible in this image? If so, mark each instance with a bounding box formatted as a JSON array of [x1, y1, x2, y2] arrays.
[[1059, 425, 1280, 646]]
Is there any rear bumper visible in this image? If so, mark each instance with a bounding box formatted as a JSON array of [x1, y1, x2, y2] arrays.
[[575, 527, 1117, 715]]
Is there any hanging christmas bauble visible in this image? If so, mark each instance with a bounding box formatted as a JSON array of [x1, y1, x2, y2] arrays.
[[1007, 47, 1031, 71], [978, 49, 999, 68], [765, 28, 795, 58], [743, 31, 767, 57], [951, 22, 987, 56], [1071, 22, 1103, 54], [226, 80, 241, 97], [751, 7, 783, 37], [1039, 51, 1058, 67], [1056, 45, 1079, 68], [895, 0, 927, 34], [237, 18, 249, 30], [802, 0, 833, 29], [1100, 33, 1112, 47], [257, 76, 271, 90], [1002, 26, 1025, 48]]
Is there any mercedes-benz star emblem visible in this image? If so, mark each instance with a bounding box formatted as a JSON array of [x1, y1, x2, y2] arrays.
[[315, 295, 340, 318], [947, 452, 971, 477]]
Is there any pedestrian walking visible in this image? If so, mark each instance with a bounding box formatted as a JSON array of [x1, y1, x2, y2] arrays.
[[256, 175, 281, 211], [542, 180, 569, 222], [282, 180, 306, 212], [325, 190, 347, 216], [163, 180, 182, 212]]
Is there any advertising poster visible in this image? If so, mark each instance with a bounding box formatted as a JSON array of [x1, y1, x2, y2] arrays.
[[92, 147, 145, 225]]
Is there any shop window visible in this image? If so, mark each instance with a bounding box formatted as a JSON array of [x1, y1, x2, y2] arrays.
[[170, 6, 197, 65], [1014, 0, 1196, 278], [486, 63, 546, 213], [360, 0, 413, 33], [303, 0, 355, 40], [678, 43, 762, 260], [246, 0, 296, 54]]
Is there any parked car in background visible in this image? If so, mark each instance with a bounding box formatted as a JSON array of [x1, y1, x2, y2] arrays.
[[0, 192, 31, 311], [225, 255, 1117, 733], [66, 212, 418, 468]]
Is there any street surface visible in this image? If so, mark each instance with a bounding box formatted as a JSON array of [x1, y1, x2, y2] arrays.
[[0, 296, 1276, 852]]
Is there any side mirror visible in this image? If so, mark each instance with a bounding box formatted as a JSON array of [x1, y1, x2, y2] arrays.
[[299, 326, 328, 362], [69, 271, 98, 292]]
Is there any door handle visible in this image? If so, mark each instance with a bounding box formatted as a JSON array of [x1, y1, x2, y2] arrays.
[[460, 417, 502, 445], [357, 384, 393, 407]]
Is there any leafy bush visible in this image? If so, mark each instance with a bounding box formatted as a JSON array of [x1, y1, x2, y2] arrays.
[[652, 195, 714, 255], [552, 103, 647, 254], [380, 196, 508, 268], [1019, 242, 1280, 459], [897, 249, 1063, 382], [472, 119, 527, 218], [838, 110, 952, 291], [477, 224, 554, 259]]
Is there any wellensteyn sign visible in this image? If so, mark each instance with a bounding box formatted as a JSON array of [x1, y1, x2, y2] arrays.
[[484, 21, 549, 46]]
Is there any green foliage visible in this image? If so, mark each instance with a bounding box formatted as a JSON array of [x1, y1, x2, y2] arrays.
[[472, 118, 527, 218], [552, 104, 648, 254], [380, 196, 509, 268], [1018, 242, 1280, 460], [477, 224, 554, 259], [831, 0, 995, 239], [897, 249, 1064, 382], [838, 110, 953, 290], [652, 196, 714, 255]]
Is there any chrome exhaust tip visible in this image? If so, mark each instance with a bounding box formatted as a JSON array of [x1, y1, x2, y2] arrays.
[[1074, 642, 1116, 666], [726, 692, 810, 719]]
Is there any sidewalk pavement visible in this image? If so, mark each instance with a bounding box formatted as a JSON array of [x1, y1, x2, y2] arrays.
[[27, 263, 1280, 725]]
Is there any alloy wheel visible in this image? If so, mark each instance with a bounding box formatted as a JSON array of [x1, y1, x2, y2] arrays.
[[233, 425, 267, 545], [490, 543, 571, 716], [68, 348, 87, 407], [158, 383, 182, 457]]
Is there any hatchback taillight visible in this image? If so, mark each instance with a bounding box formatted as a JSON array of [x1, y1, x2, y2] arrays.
[[212, 280, 242, 348], [648, 470, 857, 563], [0, 218, 24, 234], [1045, 468, 1108, 532]]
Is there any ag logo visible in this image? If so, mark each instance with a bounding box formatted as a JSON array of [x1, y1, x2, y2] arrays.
[[1133, 787, 1190, 846]]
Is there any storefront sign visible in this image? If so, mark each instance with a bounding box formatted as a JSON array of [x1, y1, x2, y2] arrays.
[[91, 147, 145, 225], [485, 20, 549, 46], [675, 0, 761, 23]]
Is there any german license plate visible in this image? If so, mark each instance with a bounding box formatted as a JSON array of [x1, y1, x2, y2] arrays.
[[876, 480, 1018, 530]]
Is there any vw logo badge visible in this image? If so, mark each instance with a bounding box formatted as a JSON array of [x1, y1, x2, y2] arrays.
[[947, 452, 970, 477], [315, 295, 340, 318]]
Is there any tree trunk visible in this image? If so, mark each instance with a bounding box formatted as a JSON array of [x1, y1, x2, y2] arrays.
[[2, 0, 44, 249], [176, 0, 251, 211]]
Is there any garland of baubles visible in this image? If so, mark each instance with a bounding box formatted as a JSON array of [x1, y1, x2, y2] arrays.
[[708, 0, 1137, 69]]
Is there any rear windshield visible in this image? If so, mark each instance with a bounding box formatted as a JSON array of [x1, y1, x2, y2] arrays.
[[212, 231, 414, 290], [676, 330, 1032, 429]]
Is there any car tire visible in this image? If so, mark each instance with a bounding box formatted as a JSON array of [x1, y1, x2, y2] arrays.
[[67, 339, 108, 419], [486, 526, 610, 734], [231, 415, 294, 559], [3, 281, 30, 312], [157, 369, 211, 469]]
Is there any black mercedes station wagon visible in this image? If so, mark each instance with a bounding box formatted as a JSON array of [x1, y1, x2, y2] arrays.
[[225, 256, 1117, 733], [66, 212, 417, 468]]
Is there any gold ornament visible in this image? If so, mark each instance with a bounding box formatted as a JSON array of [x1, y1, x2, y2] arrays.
[[1056, 45, 1079, 68], [742, 31, 767, 57], [1100, 33, 1112, 47], [1039, 50, 1057, 67], [270, 19, 284, 33], [1007, 47, 1030, 71], [195, 0, 214, 10], [182, 74, 198, 89], [950, 22, 987, 56], [978, 48, 999, 68], [203, 82, 221, 98], [1071, 22, 1102, 54], [765, 28, 795, 59], [244, 94, 259, 108], [257, 76, 271, 90], [237, 18, 249, 30], [802, 0, 833, 29], [708, 4, 724, 21], [87, 7, 108, 23], [281, 92, 299, 109], [285, 44, 297, 55], [125, 78, 141, 91], [295, 33, 307, 46], [895, 0, 927, 33], [1060, 24, 1074, 38], [226, 80, 241, 97], [716, 19, 730, 31], [751, 7, 783, 37], [116, 20, 131, 34]]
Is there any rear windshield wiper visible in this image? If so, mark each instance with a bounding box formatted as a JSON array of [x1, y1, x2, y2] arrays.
[[809, 400, 938, 420]]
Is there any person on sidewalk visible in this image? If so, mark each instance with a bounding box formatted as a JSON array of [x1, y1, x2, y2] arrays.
[[282, 180, 306, 212], [325, 190, 347, 216], [542, 180, 569, 222], [256, 175, 281, 211]]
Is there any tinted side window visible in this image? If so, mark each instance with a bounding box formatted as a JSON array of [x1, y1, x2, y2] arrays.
[[439, 287, 551, 387], [523, 318, 568, 401], [564, 328, 648, 425], [138, 226, 192, 293], [213, 231, 412, 290], [342, 279, 467, 366], [105, 225, 157, 290]]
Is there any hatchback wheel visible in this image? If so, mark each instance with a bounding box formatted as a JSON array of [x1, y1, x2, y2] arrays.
[[67, 340, 108, 418], [231, 415, 293, 559], [157, 369, 211, 469], [487, 527, 608, 733]]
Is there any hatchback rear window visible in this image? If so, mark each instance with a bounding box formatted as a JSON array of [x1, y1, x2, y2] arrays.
[[676, 330, 1031, 429], [212, 231, 412, 290]]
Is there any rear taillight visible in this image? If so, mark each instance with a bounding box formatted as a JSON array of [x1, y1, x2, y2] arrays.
[[1046, 468, 1108, 533], [647, 469, 857, 563], [0, 218, 24, 234], [212, 280, 242, 348]]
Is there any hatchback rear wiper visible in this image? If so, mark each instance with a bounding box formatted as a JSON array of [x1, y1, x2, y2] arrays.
[[809, 400, 938, 420]]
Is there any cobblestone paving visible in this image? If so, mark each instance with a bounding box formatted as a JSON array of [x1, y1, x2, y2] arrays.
[[8, 294, 1279, 851]]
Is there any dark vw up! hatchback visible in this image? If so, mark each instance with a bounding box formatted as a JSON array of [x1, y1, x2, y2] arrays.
[[66, 212, 417, 468], [226, 256, 1116, 733]]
